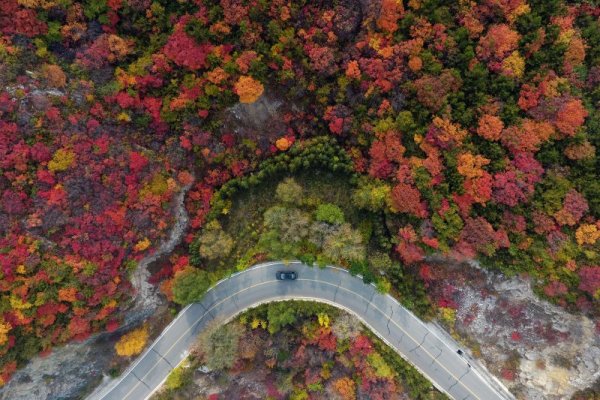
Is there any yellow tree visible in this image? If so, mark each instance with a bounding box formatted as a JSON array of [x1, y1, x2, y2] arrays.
[[0, 317, 11, 346], [48, 148, 76, 173], [275, 137, 291, 151], [501, 51, 525, 78], [576, 224, 600, 246], [115, 325, 149, 357], [333, 377, 356, 400], [457, 152, 490, 179], [234, 76, 264, 103], [42, 64, 67, 88]]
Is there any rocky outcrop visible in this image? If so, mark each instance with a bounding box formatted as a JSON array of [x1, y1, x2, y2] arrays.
[[450, 261, 600, 400]]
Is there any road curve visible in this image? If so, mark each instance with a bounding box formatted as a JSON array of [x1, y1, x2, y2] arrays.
[[89, 261, 514, 400]]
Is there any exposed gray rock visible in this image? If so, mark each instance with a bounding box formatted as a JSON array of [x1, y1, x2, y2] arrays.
[[0, 340, 111, 400], [221, 91, 301, 150], [451, 261, 600, 399]]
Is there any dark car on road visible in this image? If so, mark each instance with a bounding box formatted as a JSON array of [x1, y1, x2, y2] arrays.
[[276, 271, 297, 280]]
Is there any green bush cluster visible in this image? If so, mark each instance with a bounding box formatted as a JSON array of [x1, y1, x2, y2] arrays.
[[207, 136, 357, 219]]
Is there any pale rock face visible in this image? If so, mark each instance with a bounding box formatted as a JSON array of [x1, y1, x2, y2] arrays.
[[443, 259, 600, 400], [519, 359, 570, 396]]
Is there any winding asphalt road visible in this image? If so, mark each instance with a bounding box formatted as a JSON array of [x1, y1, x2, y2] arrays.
[[89, 261, 514, 400]]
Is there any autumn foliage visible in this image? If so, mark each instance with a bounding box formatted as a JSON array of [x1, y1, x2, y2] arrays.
[[390, 183, 428, 218], [377, 0, 404, 34], [234, 76, 264, 104], [477, 115, 504, 141], [554, 99, 588, 137], [333, 376, 357, 400], [115, 325, 149, 357], [0, 0, 598, 387], [477, 24, 520, 64]]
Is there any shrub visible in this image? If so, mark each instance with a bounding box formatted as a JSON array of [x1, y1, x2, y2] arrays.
[[197, 322, 244, 371], [165, 363, 192, 390], [375, 278, 391, 294], [290, 389, 309, 400], [367, 352, 394, 378], [275, 178, 303, 205], [315, 203, 345, 225], [331, 314, 361, 341]]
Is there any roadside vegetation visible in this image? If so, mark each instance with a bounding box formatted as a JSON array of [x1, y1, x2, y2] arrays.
[[152, 301, 447, 400], [166, 138, 431, 318]]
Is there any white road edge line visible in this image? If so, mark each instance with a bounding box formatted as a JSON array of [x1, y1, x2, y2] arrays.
[[125, 279, 477, 400], [92, 261, 514, 400]]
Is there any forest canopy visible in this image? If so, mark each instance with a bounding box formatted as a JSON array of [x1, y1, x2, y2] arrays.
[[0, 0, 599, 388]]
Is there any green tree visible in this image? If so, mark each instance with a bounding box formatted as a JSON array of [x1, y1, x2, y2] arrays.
[[315, 203, 345, 225], [276, 177, 304, 205], [534, 173, 572, 215], [368, 251, 393, 275], [431, 203, 464, 247], [263, 206, 311, 243], [323, 224, 366, 264], [266, 302, 297, 334], [171, 268, 210, 305], [352, 177, 391, 212]]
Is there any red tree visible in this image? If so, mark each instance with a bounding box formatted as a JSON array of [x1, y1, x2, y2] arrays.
[[554, 189, 588, 226], [554, 98, 588, 137], [389, 183, 428, 218], [476, 24, 520, 63], [578, 267, 600, 296], [459, 217, 500, 256], [163, 27, 213, 71]]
